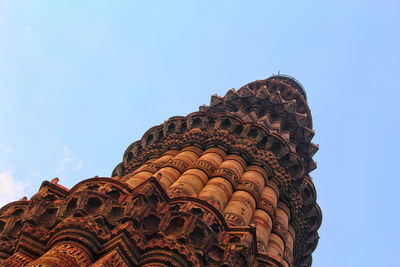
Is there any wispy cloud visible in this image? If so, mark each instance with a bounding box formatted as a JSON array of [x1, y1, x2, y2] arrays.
[[0, 105, 13, 113], [0, 170, 25, 208], [59, 146, 83, 174], [23, 26, 39, 44], [4, 146, 13, 153], [23, 26, 32, 41]]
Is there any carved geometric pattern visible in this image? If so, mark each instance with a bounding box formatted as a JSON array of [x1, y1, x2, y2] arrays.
[[0, 76, 321, 267]]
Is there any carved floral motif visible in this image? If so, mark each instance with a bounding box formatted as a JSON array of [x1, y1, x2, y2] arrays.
[[0, 76, 321, 267]]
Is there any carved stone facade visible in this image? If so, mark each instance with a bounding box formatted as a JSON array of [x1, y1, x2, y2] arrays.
[[0, 75, 321, 266]]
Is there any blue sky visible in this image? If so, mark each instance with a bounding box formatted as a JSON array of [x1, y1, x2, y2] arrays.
[[0, 1, 399, 266]]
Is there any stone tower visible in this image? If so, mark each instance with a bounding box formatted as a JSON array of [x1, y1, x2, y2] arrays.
[[0, 75, 321, 266]]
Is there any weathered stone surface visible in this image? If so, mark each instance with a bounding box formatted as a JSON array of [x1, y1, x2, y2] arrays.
[[0, 75, 321, 267]]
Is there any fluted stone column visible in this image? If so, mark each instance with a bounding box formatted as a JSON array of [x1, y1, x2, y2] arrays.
[[197, 154, 246, 211], [3, 251, 36, 266], [28, 242, 93, 267], [223, 165, 267, 226], [266, 202, 290, 261], [156, 146, 202, 189], [252, 181, 279, 253], [122, 150, 180, 188], [0, 76, 322, 267], [168, 147, 225, 197], [282, 225, 295, 267]]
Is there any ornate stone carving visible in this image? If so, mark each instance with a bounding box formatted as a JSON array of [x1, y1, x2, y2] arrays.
[[0, 76, 321, 267], [211, 168, 240, 188], [237, 181, 261, 200]]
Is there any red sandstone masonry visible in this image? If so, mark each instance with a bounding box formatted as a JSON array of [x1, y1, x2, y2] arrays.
[[0, 75, 321, 267]]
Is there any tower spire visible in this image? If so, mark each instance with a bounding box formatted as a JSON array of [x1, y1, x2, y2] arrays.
[[0, 76, 321, 267]]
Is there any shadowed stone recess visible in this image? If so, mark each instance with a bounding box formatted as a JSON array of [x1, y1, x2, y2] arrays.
[[0, 75, 321, 267]]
